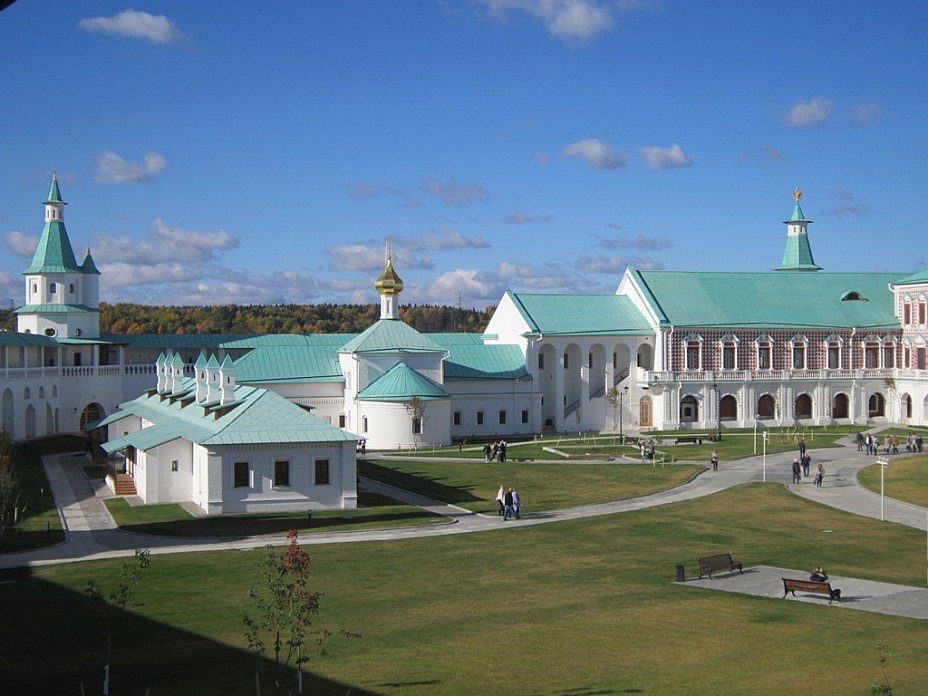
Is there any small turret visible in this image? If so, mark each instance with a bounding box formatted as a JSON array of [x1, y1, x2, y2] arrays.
[[776, 188, 822, 272], [375, 236, 404, 320]]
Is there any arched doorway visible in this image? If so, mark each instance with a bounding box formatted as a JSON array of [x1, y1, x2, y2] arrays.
[[24, 404, 36, 438], [832, 393, 849, 419], [719, 394, 738, 421], [757, 394, 776, 420], [901, 393, 912, 420], [795, 393, 812, 419], [589, 343, 607, 397], [80, 403, 105, 435], [639, 395, 652, 427], [538, 344, 558, 428], [868, 393, 885, 417], [636, 343, 654, 370], [680, 395, 699, 422]]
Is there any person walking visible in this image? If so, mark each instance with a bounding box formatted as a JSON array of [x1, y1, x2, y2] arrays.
[[815, 463, 825, 487], [791, 458, 802, 484], [503, 487, 515, 520], [798, 437, 807, 458], [483, 443, 492, 462], [856, 431, 864, 452], [496, 485, 505, 516], [710, 449, 719, 471], [802, 454, 811, 478], [499, 439, 507, 463], [865, 433, 872, 456], [511, 487, 521, 520], [492, 441, 499, 462]]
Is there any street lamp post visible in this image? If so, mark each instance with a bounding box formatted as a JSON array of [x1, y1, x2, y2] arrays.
[[713, 383, 722, 442], [619, 386, 628, 443], [762, 431, 768, 482], [878, 457, 889, 521]]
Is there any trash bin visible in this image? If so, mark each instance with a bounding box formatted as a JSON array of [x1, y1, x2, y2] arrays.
[[675, 564, 685, 582], [306, 510, 313, 528]]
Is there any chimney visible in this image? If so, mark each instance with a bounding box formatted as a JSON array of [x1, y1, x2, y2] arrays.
[[155, 352, 167, 392], [194, 354, 208, 404], [205, 354, 221, 403], [219, 355, 236, 405]]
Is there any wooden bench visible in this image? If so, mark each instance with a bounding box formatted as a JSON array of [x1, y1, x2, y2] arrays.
[[676, 436, 703, 445], [697, 553, 743, 578], [782, 578, 841, 603]]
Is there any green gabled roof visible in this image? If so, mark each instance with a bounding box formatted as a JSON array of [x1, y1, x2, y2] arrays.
[[80, 251, 101, 275], [234, 345, 344, 384], [99, 378, 354, 453], [14, 303, 99, 314], [426, 335, 530, 380], [0, 331, 60, 348], [221, 334, 352, 349], [357, 363, 449, 401], [23, 221, 83, 274], [632, 270, 904, 329], [506, 292, 651, 335], [103, 333, 254, 349], [339, 319, 444, 354], [776, 233, 821, 272], [894, 269, 928, 286]]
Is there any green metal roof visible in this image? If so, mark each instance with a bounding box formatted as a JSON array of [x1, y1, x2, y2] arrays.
[[632, 270, 904, 329], [234, 345, 344, 384], [23, 221, 83, 274], [107, 333, 253, 349], [46, 176, 64, 203], [788, 202, 808, 222], [80, 251, 101, 275], [427, 335, 530, 380], [0, 331, 59, 348], [357, 362, 449, 401], [776, 232, 821, 272], [339, 319, 445, 354], [894, 269, 928, 286], [99, 378, 355, 453], [506, 292, 652, 335], [14, 303, 99, 314]]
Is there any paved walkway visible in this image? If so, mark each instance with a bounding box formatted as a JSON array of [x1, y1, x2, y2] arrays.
[[678, 565, 928, 621], [2, 436, 926, 576]]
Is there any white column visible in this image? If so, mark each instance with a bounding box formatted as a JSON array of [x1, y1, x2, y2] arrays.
[[554, 351, 565, 432]]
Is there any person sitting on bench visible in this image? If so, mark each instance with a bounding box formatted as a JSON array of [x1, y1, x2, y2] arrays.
[[810, 566, 828, 582]]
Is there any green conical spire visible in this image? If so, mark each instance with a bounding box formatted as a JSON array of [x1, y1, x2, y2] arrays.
[[46, 173, 65, 204], [23, 174, 81, 274], [776, 188, 821, 272]]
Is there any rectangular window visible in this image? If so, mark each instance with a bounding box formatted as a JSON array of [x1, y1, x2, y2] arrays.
[[919, 347, 927, 371], [233, 461, 249, 488], [563, 353, 569, 370], [921, 304, 927, 324], [338, 414, 346, 428], [792, 344, 805, 370], [883, 345, 895, 368], [588, 353, 593, 369], [722, 344, 736, 370], [412, 417, 422, 434], [476, 411, 484, 426], [612, 353, 617, 369], [827, 345, 840, 369], [521, 409, 529, 424], [362, 416, 368, 433], [904, 304, 912, 324], [73, 352, 82, 367], [314, 459, 330, 485], [274, 460, 290, 487], [171, 460, 178, 472], [538, 353, 544, 369], [453, 411, 461, 426], [757, 345, 771, 370], [498, 410, 507, 425], [685, 344, 699, 370], [904, 347, 911, 368], [865, 343, 879, 368]]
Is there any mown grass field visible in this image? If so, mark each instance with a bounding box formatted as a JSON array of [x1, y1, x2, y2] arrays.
[[103, 491, 443, 537], [859, 454, 928, 507], [359, 458, 701, 513], [4, 484, 926, 695]]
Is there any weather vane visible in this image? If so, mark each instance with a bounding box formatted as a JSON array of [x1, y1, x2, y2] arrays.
[[793, 187, 802, 202]]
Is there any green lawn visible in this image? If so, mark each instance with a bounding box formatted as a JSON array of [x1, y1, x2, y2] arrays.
[[4, 484, 927, 695], [859, 455, 928, 508], [360, 458, 701, 514], [103, 491, 442, 537], [0, 435, 86, 553]]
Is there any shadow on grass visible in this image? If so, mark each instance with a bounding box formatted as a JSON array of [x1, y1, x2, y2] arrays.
[[0, 527, 66, 553], [0, 566, 375, 696], [359, 460, 485, 506]]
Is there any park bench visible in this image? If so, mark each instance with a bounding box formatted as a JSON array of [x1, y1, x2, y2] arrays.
[[697, 553, 743, 578], [782, 578, 841, 603], [675, 436, 703, 445]]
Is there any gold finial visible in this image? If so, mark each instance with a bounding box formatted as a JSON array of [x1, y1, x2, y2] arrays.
[[793, 187, 802, 202]]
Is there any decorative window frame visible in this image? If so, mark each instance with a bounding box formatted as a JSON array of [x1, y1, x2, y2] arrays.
[[882, 336, 898, 368], [754, 334, 774, 371], [684, 333, 703, 371], [719, 333, 739, 371], [789, 334, 808, 370], [862, 334, 882, 368], [824, 334, 844, 369]]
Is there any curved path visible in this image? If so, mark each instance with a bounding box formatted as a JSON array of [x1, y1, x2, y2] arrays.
[[1, 434, 926, 570]]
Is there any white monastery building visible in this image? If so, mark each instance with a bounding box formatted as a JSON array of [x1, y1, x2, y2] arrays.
[[3, 178, 928, 511]]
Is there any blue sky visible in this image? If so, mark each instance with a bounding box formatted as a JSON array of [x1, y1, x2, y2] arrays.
[[2, 1, 927, 309]]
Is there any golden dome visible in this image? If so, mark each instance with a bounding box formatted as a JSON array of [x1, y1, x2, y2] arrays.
[[375, 260, 404, 296]]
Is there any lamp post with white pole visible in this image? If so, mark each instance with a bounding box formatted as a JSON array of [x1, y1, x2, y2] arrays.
[[878, 457, 889, 521], [762, 431, 768, 482]]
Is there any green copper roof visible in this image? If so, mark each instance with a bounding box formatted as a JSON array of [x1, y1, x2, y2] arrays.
[[894, 269, 928, 286], [99, 378, 354, 452], [426, 334, 530, 380], [14, 303, 99, 314], [339, 319, 445, 354], [632, 270, 904, 329], [788, 202, 808, 222], [234, 344, 344, 384], [777, 232, 821, 271], [0, 331, 60, 347], [506, 292, 651, 335], [104, 333, 253, 349], [23, 221, 83, 274], [80, 251, 101, 275], [46, 176, 64, 203], [357, 362, 449, 401]]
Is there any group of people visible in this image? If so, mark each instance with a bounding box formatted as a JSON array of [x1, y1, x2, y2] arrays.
[[483, 440, 508, 463], [791, 455, 825, 487], [496, 484, 521, 520], [857, 431, 923, 455]]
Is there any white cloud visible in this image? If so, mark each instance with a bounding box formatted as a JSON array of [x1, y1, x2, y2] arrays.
[[422, 177, 488, 206], [77, 10, 187, 44], [95, 151, 167, 184], [601, 234, 671, 251], [327, 230, 485, 272], [406, 228, 490, 252], [783, 97, 834, 128], [478, 0, 615, 43], [853, 103, 881, 126], [563, 138, 624, 169], [91, 219, 238, 266], [418, 268, 507, 305], [575, 255, 663, 273], [346, 181, 421, 207], [4, 231, 39, 257], [0, 272, 18, 307], [639, 143, 692, 170]]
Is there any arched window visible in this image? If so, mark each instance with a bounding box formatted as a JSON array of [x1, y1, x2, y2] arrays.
[[902, 394, 913, 419], [755, 335, 773, 371], [719, 394, 738, 421], [680, 395, 699, 422], [720, 334, 739, 370], [825, 334, 843, 369], [639, 396, 652, 427], [868, 393, 885, 417], [49, 282, 57, 294], [790, 335, 807, 370], [832, 393, 849, 419], [795, 394, 813, 419], [757, 394, 776, 419], [362, 416, 368, 433], [23, 387, 31, 400], [883, 340, 896, 368], [684, 334, 702, 371]]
